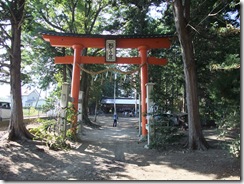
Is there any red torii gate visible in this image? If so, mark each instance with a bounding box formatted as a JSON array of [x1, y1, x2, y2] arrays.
[[42, 32, 172, 137]]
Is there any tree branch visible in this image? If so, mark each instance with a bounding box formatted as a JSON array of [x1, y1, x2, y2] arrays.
[[89, 5, 104, 33], [208, 2, 229, 17], [0, 80, 10, 84], [0, 62, 11, 68], [17, 0, 26, 29], [0, 1, 13, 21], [0, 25, 11, 40], [39, 10, 65, 32], [7, 1, 17, 24]]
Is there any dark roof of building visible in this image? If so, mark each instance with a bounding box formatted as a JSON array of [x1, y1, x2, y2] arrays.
[[42, 31, 174, 39]]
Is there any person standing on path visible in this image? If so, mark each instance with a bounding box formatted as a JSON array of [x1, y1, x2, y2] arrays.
[[113, 113, 118, 127]]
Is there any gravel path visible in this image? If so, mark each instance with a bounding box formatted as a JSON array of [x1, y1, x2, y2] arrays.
[[0, 115, 241, 181]]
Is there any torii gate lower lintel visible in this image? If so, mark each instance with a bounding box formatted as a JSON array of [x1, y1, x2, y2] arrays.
[[42, 32, 172, 137]]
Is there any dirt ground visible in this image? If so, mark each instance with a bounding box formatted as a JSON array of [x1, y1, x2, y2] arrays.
[[0, 115, 241, 181]]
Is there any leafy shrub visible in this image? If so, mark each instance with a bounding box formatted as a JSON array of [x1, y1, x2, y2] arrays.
[[29, 119, 71, 151], [149, 118, 185, 150], [216, 106, 240, 158], [66, 128, 76, 141], [229, 134, 240, 158]]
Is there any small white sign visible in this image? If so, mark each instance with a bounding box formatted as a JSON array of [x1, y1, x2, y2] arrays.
[[105, 40, 116, 62]]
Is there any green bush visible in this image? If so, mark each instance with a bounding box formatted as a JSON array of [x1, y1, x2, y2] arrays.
[[149, 119, 185, 150], [216, 106, 240, 158], [229, 134, 240, 158], [66, 128, 74, 140], [29, 119, 71, 151]]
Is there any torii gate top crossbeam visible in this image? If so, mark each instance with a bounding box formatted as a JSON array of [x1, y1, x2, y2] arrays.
[[42, 31, 172, 49]]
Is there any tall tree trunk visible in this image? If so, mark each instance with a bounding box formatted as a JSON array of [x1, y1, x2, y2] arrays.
[[8, 0, 33, 141], [80, 67, 90, 122], [78, 49, 94, 127], [94, 99, 98, 122], [80, 67, 99, 127], [172, 0, 209, 150], [183, 82, 187, 112]]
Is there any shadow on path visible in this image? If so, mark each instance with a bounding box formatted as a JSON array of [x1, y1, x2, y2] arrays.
[[0, 115, 240, 180]]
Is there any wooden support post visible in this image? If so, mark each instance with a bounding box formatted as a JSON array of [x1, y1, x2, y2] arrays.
[[138, 46, 148, 137], [71, 45, 83, 132]]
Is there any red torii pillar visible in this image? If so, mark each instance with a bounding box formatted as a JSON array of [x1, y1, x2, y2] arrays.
[[138, 46, 148, 136], [71, 45, 83, 128], [42, 32, 171, 137]]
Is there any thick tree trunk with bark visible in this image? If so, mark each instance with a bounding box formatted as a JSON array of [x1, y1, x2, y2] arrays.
[[78, 49, 97, 129], [80, 67, 90, 122], [8, 0, 33, 141], [80, 67, 99, 128], [172, 0, 209, 150]]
